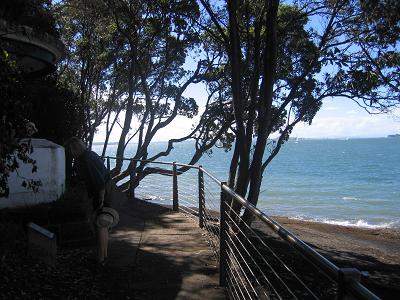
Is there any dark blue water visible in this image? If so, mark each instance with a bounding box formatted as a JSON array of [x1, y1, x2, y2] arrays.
[[94, 138, 400, 228]]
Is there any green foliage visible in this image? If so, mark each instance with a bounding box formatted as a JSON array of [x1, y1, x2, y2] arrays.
[[274, 4, 322, 129], [313, 0, 399, 111], [0, 51, 41, 197], [0, 0, 59, 37], [359, 0, 400, 45], [26, 75, 86, 145], [0, 48, 84, 197], [178, 97, 198, 118], [276, 4, 320, 80], [199, 0, 325, 152], [56, 0, 137, 143], [55, 0, 211, 180]]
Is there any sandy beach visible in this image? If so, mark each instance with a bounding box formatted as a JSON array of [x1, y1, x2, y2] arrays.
[[272, 216, 400, 265]]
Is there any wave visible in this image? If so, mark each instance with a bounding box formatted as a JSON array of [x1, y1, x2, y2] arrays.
[[291, 216, 398, 229], [319, 219, 398, 229]]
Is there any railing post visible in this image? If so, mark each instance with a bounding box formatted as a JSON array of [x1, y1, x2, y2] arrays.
[[338, 268, 361, 300], [106, 156, 110, 172], [173, 162, 179, 211], [130, 160, 137, 201], [219, 182, 228, 286], [198, 166, 205, 228]]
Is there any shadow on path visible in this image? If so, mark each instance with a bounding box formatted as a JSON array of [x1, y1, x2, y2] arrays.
[[106, 196, 226, 299]]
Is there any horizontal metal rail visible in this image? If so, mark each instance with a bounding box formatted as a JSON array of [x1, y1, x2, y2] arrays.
[[200, 166, 222, 185], [104, 156, 199, 169]]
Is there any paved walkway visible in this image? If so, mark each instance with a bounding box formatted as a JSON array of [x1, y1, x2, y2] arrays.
[[106, 195, 227, 299]]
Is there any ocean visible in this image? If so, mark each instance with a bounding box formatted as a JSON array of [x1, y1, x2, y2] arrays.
[[93, 138, 400, 229]]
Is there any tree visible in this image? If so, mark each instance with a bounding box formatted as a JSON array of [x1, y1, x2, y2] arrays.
[[56, 0, 237, 192], [55, 0, 399, 200], [199, 0, 399, 223], [101, 0, 233, 188], [56, 0, 125, 148], [26, 75, 86, 145], [0, 0, 59, 37]]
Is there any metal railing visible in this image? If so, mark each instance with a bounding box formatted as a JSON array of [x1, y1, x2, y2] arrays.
[[105, 156, 380, 300]]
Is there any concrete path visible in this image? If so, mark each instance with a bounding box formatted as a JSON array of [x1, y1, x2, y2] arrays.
[[107, 197, 227, 299]]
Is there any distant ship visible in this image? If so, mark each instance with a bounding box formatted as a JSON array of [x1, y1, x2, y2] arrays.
[[387, 134, 400, 138]]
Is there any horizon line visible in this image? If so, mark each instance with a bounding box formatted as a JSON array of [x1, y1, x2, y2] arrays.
[[93, 135, 398, 145]]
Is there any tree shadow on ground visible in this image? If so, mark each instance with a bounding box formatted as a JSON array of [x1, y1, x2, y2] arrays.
[[0, 236, 183, 299]]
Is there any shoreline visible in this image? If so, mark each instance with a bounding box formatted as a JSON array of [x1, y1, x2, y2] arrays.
[[269, 215, 400, 265], [276, 215, 399, 230]]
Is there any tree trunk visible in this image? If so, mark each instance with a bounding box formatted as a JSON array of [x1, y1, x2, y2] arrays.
[[113, 58, 135, 176], [243, 0, 279, 224], [227, 0, 250, 199], [101, 109, 121, 158]]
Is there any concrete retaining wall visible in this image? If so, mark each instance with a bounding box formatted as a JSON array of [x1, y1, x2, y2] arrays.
[[0, 138, 65, 208]]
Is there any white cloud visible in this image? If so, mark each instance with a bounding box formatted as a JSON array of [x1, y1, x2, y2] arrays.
[[345, 110, 358, 115], [323, 106, 339, 111], [292, 110, 399, 138], [94, 109, 204, 143]]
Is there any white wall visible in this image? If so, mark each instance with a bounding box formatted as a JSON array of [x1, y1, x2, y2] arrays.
[[0, 139, 65, 208]]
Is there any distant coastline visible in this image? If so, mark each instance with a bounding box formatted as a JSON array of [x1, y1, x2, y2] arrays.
[[93, 136, 397, 145], [92, 141, 119, 145]]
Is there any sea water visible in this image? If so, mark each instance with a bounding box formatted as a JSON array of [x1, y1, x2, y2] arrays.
[[93, 138, 400, 229]]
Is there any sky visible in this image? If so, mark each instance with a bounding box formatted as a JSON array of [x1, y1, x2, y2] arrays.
[[93, 83, 400, 143], [290, 98, 400, 139]]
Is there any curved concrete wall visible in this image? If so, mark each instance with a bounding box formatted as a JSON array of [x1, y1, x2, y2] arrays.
[[0, 139, 65, 208]]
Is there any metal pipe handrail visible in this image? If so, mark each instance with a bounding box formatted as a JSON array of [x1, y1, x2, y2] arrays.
[[104, 155, 199, 169], [200, 166, 222, 185]]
